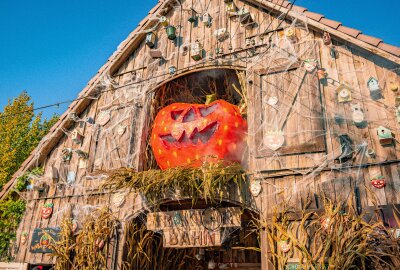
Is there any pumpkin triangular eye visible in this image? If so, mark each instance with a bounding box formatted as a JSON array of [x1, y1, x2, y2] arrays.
[[171, 110, 184, 120], [199, 103, 219, 117]]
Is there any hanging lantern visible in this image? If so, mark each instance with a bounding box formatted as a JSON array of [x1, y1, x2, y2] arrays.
[[330, 46, 338, 59], [188, 9, 197, 23], [323, 32, 332, 45], [202, 13, 212, 27], [191, 40, 203, 61], [377, 126, 394, 145], [368, 77, 381, 99], [168, 65, 177, 75], [389, 81, 399, 92], [336, 84, 352, 103], [71, 130, 84, 144], [166, 25, 176, 40], [159, 16, 169, 27], [145, 32, 156, 48]]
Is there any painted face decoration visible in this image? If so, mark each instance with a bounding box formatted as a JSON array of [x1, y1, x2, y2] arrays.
[[41, 203, 54, 219], [150, 100, 247, 169], [371, 175, 386, 189]]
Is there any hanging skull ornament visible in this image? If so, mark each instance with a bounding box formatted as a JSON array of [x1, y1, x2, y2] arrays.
[[150, 100, 247, 169], [41, 203, 54, 219], [371, 175, 386, 189]]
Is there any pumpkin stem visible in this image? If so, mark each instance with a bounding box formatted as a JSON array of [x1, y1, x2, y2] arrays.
[[205, 94, 217, 105]]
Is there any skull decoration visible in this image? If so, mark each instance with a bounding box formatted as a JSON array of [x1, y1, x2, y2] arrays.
[[150, 100, 247, 170], [371, 175, 386, 189], [41, 203, 54, 219]]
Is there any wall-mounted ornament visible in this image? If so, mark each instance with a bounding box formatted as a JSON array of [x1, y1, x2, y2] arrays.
[[159, 16, 169, 27], [264, 130, 285, 151], [323, 31, 332, 45], [97, 110, 111, 126], [214, 28, 229, 42], [335, 134, 353, 163], [371, 175, 386, 189], [336, 84, 352, 103], [168, 65, 177, 75], [202, 13, 212, 27], [30, 228, 60, 254], [116, 124, 127, 136], [85, 116, 95, 125], [71, 219, 78, 233], [145, 32, 156, 48], [250, 179, 262, 197], [21, 232, 28, 244], [365, 148, 376, 158], [75, 149, 88, 159], [41, 203, 54, 219], [317, 68, 327, 81], [238, 7, 254, 27], [278, 239, 291, 253], [62, 148, 73, 162], [67, 171, 76, 184], [334, 113, 344, 125], [368, 77, 381, 100], [78, 158, 87, 169], [377, 126, 394, 145], [166, 25, 176, 40], [284, 27, 296, 41], [191, 40, 203, 61], [225, 1, 237, 13], [112, 192, 126, 207], [149, 49, 163, 59], [71, 129, 84, 144], [321, 217, 332, 232], [303, 59, 318, 73], [389, 81, 398, 92], [350, 103, 366, 128], [188, 9, 197, 23]]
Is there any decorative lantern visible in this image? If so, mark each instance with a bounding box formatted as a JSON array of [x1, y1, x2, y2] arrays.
[[336, 84, 352, 103], [188, 9, 197, 23], [264, 130, 285, 151], [191, 40, 203, 61], [41, 203, 54, 219], [168, 65, 177, 75], [371, 175, 386, 189], [62, 148, 73, 162], [159, 16, 169, 27], [71, 130, 84, 144], [350, 103, 365, 128], [166, 25, 176, 40], [389, 81, 398, 92], [278, 239, 291, 253], [202, 13, 212, 27], [303, 59, 318, 73], [145, 32, 156, 48], [377, 126, 394, 145], [368, 77, 381, 99], [21, 232, 28, 244], [150, 98, 247, 170], [323, 32, 331, 45]]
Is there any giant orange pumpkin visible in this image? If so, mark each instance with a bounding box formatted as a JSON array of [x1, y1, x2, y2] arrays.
[[150, 100, 247, 169]]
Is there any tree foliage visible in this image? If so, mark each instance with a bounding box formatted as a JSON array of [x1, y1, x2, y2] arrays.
[[0, 91, 58, 261]]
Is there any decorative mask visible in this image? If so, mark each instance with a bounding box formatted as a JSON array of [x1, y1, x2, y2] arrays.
[[41, 203, 54, 219], [150, 100, 247, 169], [371, 175, 386, 189]]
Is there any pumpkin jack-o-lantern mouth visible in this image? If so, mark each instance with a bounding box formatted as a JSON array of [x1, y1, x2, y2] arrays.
[[160, 121, 218, 146]]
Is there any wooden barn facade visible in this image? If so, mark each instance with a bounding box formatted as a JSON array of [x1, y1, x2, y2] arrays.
[[1, 0, 399, 269]]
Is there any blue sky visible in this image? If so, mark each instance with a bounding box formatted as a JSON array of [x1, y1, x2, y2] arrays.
[[0, 0, 399, 119]]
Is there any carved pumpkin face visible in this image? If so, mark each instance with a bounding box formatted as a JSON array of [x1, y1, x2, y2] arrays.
[[40, 235, 50, 247], [41, 203, 53, 219], [151, 100, 247, 169], [371, 175, 386, 189]]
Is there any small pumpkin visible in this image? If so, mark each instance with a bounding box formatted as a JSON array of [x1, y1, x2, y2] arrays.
[[41, 203, 53, 219], [371, 175, 386, 189], [40, 235, 50, 247], [150, 99, 247, 169]]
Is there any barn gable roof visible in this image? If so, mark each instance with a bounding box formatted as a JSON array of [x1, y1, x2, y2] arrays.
[[1, 0, 399, 199]]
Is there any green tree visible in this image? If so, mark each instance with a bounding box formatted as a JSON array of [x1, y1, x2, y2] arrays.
[[0, 91, 58, 261], [0, 91, 58, 189]]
